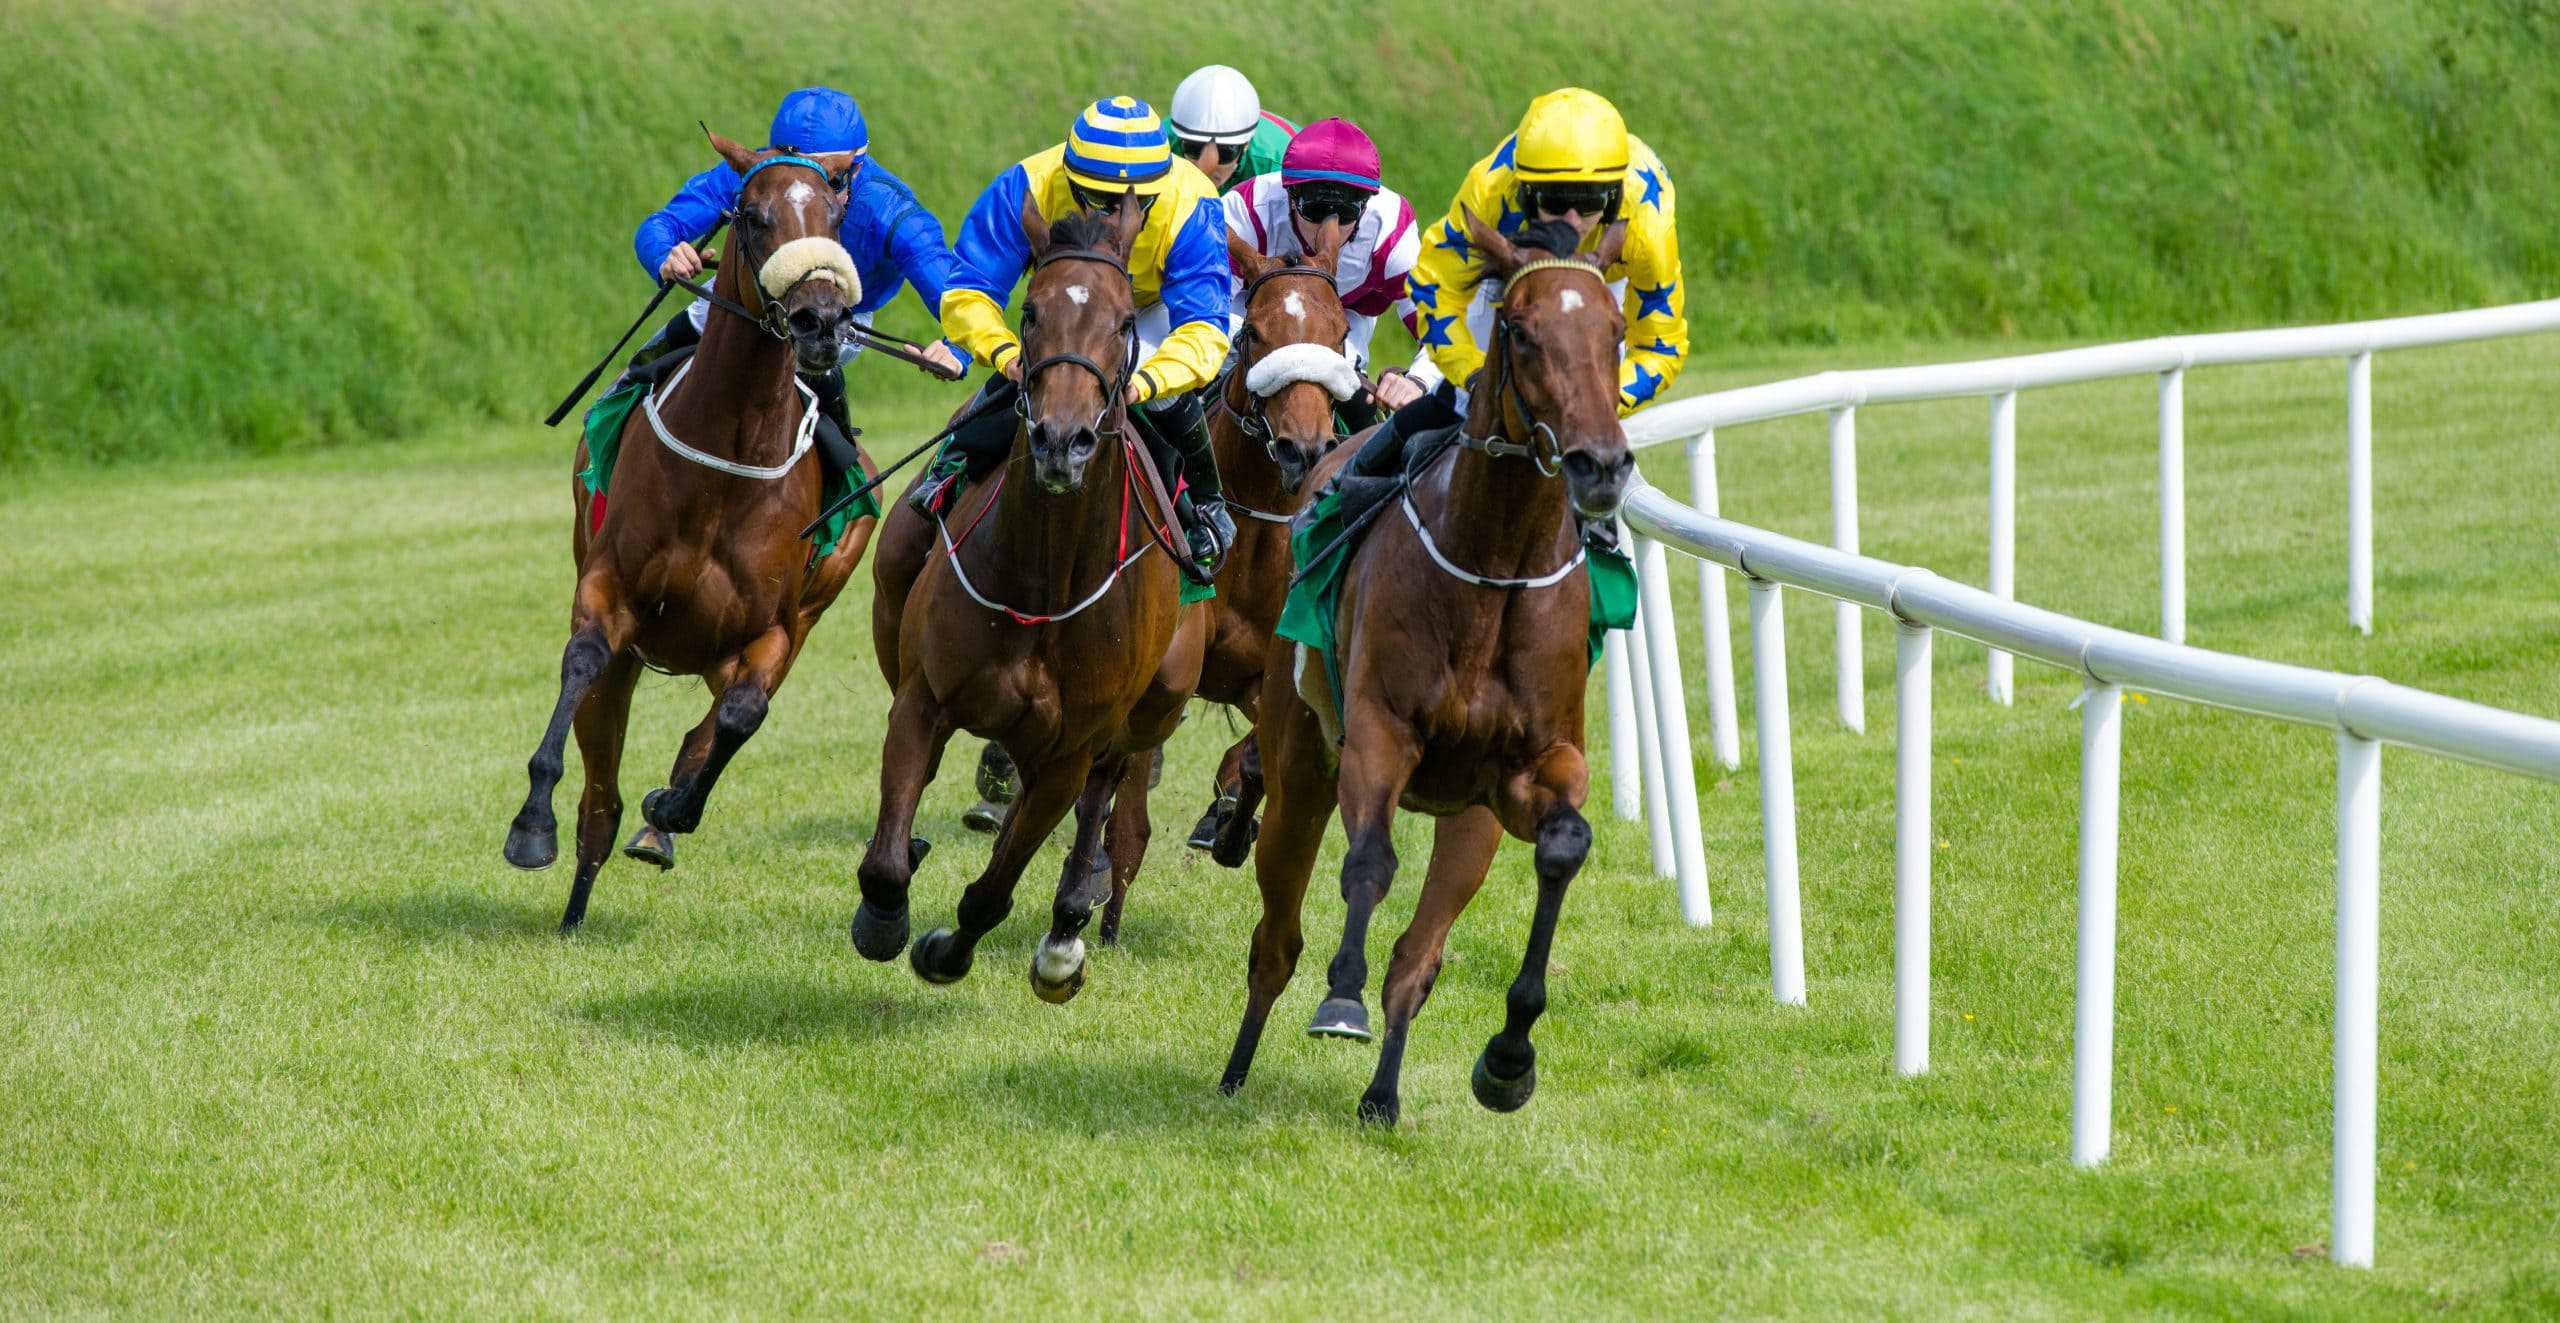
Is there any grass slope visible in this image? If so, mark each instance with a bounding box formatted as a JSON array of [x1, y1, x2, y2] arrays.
[[6, 0, 2559, 462], [2, 336, 2556, 1316]]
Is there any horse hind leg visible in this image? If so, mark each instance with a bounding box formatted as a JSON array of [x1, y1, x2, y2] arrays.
[[1208, 731, 1264, 869], [1307, 707, 1422, 1045], [1473, 801, 1592, 1116], [910, 750, 1092, 986], [1029, 754, 1127, 1002], [631, 630, 794, 864], [851, 682, 955, 962], [1218, 677, 1335, 1096], [1358, 806, 1501, 1127], [1095, 749, 1154, 947], [1186, 731, 1252, 853], [504, 595, 627, 870], [560, 653, 640, 931]]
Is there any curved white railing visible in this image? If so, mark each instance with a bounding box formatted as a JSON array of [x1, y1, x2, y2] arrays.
[[1610, 298, 2560, 772], [1612, 478, 2560, 1271]]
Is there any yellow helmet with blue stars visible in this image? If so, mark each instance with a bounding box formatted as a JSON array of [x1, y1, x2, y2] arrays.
[[1511, 87, 1629, 184], [1064, 96, 1176, 194]]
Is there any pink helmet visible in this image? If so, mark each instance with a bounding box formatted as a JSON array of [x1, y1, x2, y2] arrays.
[[1280, 117, 1381, 193]]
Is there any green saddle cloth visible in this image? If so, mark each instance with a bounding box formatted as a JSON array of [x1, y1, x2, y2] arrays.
[[579, 380, 878, 558], [1275, 485, 1638, 720]]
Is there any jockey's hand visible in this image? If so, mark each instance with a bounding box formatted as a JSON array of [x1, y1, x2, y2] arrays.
[[1372, 370, 1425, 410], [999, 349, 1024, 383], [918, 340, 963, 379], [658, 242, 703, 282]]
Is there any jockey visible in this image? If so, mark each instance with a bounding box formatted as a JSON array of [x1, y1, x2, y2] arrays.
[[1220, 117, 1429, 432], [918, 95, 1238, 580], [621, 87, 967, 451], [1345, 86, 1688, 478], [1168, 64, 1299, 195]]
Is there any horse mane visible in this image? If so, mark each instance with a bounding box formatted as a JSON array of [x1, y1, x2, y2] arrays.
[[1047, 209, 1119, 252], [1513, 218, 1585, 261]]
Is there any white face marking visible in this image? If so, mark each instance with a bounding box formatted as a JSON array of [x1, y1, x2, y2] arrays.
[[1066, 284, 1090, 305], [1282, 290, 1307, 321], [1558, 288, 1585, 313], [786, 180, 815, 208]]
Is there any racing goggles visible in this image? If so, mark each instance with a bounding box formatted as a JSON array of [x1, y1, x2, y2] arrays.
[[1175, 135, 1244, 166], [1068, 180, 1159, 216], [1522, 180, 1622, 219], [1287, 183, 1368, 228]]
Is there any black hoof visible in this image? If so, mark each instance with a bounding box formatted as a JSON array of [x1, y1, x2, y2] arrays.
[[910, 927, 973, 984], [1209, 813, 1260, 870], [1307, 997, 1373, 1042], [1471, 1051, 1538, 1113], [1185, 796, 1235, 852], [503, 820, 558, 871], [961, 799, 1007, 834], [1217, 1069, 1248, 1097], [1028, 939, 1086, 1004], [621, 824, 675, 870], [849, 900, 910, 962], [1356, 1092, 1400, 1127]]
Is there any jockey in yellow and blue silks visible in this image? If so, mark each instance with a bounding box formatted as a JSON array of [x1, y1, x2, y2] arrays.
[[1348, 87, 1688, 479], [617, 87, 968, 457], [918, 96, 1238, 578]]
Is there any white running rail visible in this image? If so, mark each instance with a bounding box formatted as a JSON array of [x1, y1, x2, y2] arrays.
[[1615, 478, 2560, 1270], [1616, 298, 2560, 770]]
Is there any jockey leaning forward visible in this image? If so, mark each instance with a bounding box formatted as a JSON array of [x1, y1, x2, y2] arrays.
[[915, 95, 1238, 582], [1168, 64, 1298, 195], [1343, 86, 1688, 479], [622, 87, 968, 456], [1220, 117, 1429, 434]]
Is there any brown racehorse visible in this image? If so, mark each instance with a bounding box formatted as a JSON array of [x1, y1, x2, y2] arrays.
[[1090, 224, 1358, 945], [851, 197, 1205, 1002], [503, 131, 877, 931], [1217, 214, 1637, 1125]]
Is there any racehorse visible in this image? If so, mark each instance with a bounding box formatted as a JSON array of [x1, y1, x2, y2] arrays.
[[502, 130, 877, 931], [1216, 214, 1637, 1125], [1095, 224, 1360, 945], [851, 195, 1204, 1002]]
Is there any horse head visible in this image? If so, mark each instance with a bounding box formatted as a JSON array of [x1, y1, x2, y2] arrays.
[[1014, 192, 1145, 494], [1224, 224, 1356, 493], [1464, 209, 1635, 519], [706, 128, 863, 376]]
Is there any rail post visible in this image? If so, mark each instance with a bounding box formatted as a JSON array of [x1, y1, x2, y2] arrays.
[[1688, 431, 1742, 770], [1988, 391, 2017, 704], [1635, 534, 1713, 924], [1830, 407, 1865, 730], [2347, 353, 2374, 635], [1604, 630, 1641, 821], [2333, 731, 2381, 1266], [2159, 369, 2186, 645], [1893, 620, 1932, 1072], [1748, 578, 1805, 1005], [2072, 682, 2124, 1166], [1624, 572, 1675, 878]]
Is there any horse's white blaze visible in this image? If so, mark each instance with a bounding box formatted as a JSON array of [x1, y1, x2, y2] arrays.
[[1559, 288, 1585, 313], [1066, 284, 1090, 305], [1283, 290, 1307, 320], [1034, 936, 1085, 982], [786, 180, 815, 207]]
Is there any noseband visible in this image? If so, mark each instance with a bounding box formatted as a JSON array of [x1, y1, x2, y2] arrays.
[[664, 153, 848, 341], [1218, 263, 1350, 454], [1462, 256, 1614, 477], [1016, 246, 1140, 439]]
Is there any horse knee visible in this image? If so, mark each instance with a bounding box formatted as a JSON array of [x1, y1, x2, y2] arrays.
[[714, 683, 769, 740], [1341, 832, 1398, 902], [1534, 807, 1591, 880]]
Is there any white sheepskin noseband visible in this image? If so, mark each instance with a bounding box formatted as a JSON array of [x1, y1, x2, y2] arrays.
[[1246, 342, 1361, 401], [758, 236, 862, 304]]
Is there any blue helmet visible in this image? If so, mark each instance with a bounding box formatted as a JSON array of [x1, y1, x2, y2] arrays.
[[768, 87, 868, 157]]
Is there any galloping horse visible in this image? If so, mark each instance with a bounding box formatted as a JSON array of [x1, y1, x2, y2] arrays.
[[1091, 224, 1360, 945], [1218, 215, 1637, 1125], [852, 197, 1204, 1002], [502, 130, 877, 931]]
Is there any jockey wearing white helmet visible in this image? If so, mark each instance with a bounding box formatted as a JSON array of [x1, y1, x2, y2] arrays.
[[1168, 64, 1298, 193]]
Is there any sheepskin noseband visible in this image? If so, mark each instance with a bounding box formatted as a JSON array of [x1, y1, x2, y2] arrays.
[[758, 236, 862, 305], [1246, 342, 1361, 401]]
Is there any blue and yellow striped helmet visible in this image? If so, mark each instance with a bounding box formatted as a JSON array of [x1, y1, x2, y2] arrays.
[[1063, 96, 1174, 193]]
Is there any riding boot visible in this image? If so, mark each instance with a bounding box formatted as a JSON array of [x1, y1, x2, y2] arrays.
[[1345, 378, 1464, 480], [908, 375, 1020, 517], [1334, 391, 1380, 438], [612, 310, 703, 392], [808, 367, 861, 481], [1141, 388, 1233, 581]]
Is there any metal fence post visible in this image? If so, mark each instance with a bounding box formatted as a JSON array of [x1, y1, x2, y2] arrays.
[[1604, 629, 1640, 821], [1830, 407, 1865, 730], [1635, 535, 1713, 925], [1748, 579, 1805, 1005], [1893, 621, 1932, 1073], [1624, 579, 1675, 878], [2159, 369, 2186, 646], [2333, 732, 2382, 1267], [1988, 391, 2017, 705], [1687, 431, 1743, 771], [2073, 682, 2124, 1166], [2347, 353, 2374, 635]]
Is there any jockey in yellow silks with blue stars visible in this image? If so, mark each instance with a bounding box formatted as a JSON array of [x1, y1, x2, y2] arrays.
[[915, 95, 1238, 577], [1348, 87, 1688, 479]]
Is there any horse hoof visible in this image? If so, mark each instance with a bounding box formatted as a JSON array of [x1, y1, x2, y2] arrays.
[[1471, 1052, 1538, 1114], [961, 800, 1007, 834], [1356, 1092, 1400, 1128], [1185, 796, 1235, 852], [1028, 937, 1087, 1004], [1209, 814, 1260, 870], [502, 821, 558, 871], [1306, 997, 1373, 1042], [849, 900, 910, 961], [910, 927, 972, 984], [621, 825, 675, 870]]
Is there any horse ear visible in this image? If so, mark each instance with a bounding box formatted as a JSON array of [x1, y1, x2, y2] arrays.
[[1590, 219, 1629, 271], [1304, 217, 1350, 277], [1462, 205, 1521, 277], [812, 151, 859, 191], [1225, 227, 1275, 279], [1106, 189, 1148, 258], [704, 126, 759, 175], [1019, 190, 1051, 261]]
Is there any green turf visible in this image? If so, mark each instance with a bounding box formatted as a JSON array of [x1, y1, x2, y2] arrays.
[[9, 0, 2560, 463], [3, 335, 2556, 1317]]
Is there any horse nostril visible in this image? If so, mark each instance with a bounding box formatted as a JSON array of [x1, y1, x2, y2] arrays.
[[789, 307, 833, 339], [1561, 451, 1603, 482]]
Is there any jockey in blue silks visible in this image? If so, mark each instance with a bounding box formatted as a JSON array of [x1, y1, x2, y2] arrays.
[[619, 86, 969, 453]]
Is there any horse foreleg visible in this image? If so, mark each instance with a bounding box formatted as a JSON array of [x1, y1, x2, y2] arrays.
[[1186, 731, 1253, 854], [1208, 729, 1264, 869], [642, 627, 795, 839], [1473, 745, 1595, 1115], [1030, 753, 1129, 1002], [1359, 806, 1502, 1127], [1308, 701, 1422, 1051], [1219, 679, 1335, 1096], [504, 581, 630, 870], [909, 749, 1092, 986], [1095, 748, 1155, 947], [560, 652, 641, 931], [851, 682, 953, 962]]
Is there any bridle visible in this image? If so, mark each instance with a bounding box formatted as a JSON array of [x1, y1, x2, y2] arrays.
[[663, 153, 848, 341], [1215, 262, 1351, 456], [1459, 256, 1614, 477], [1015, 245, 1140, 442]]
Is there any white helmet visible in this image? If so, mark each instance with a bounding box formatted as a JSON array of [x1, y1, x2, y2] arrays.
[[1169, 65, 1262, 146]]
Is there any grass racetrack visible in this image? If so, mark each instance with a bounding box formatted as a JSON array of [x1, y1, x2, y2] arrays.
[[4, 335, 2556, 1316]]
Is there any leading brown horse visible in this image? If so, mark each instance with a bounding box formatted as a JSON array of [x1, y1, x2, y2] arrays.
[[1217, 214, 1637, 1125], [851, 196, 1205, 1002], [502, 131, 877, 931]]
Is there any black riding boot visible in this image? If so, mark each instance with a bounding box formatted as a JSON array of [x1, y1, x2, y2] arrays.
[[908, 375, 1021, 517], [613, 310, 702, 391], [1344, 378, 1464, 480], [808, 366, 861, 481], [1140, 388, 1233, 581]]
